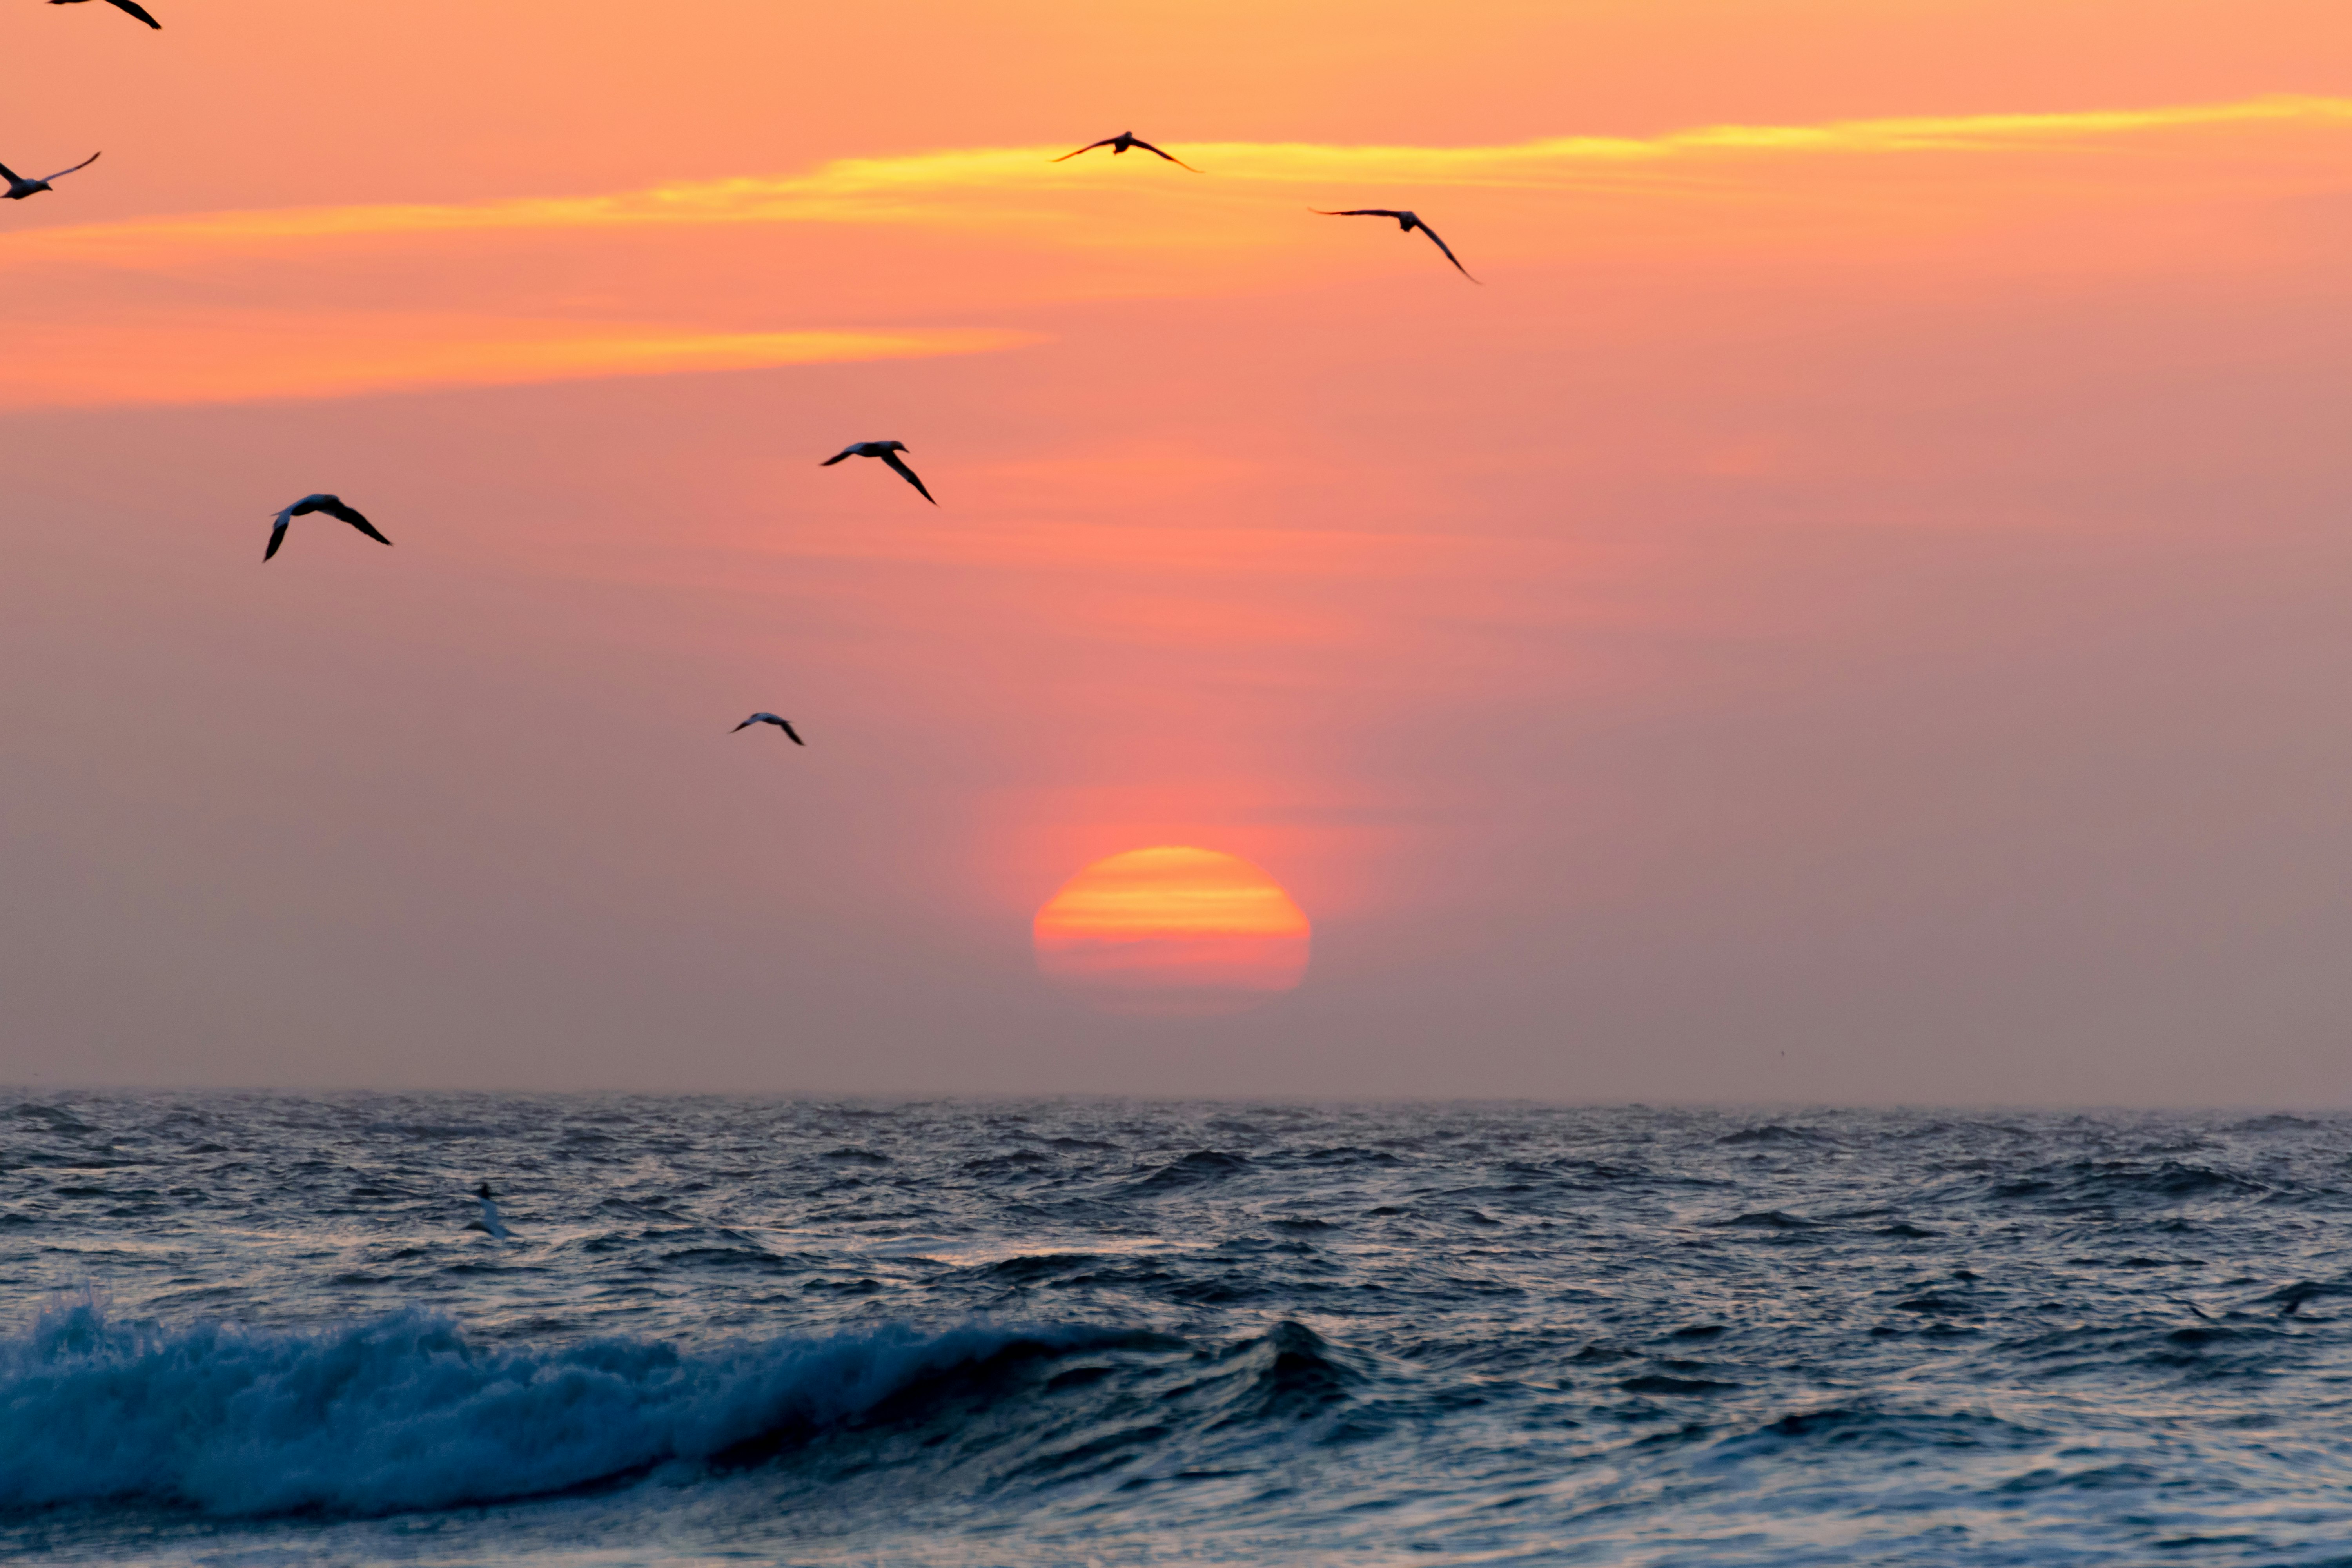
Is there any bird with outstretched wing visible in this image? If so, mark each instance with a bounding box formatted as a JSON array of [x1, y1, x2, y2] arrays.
[[1312, 208, 1480, 282], [821, 441, 937, 505], [266, 494, 392, 561], [732, 713, 806, 744], [1053, 131, 1201, 172], [49, 0, 161, 29]]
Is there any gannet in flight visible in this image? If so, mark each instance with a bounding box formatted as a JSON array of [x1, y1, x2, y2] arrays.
[[1052, 131, 1201, 172], [266, 494, 392, 561], [1, 152, 101, 202], [465, 1183, 512, 1240], [49, 0, 160, 27], [821, 441, 936, 505], [1310, 208, 1479, 282], [732, 713, 805, 744]]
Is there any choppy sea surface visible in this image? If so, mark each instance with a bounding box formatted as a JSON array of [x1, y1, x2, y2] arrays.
[[4, 1097, 2351, 1566]]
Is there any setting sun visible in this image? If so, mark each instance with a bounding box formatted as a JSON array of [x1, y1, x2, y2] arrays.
[[1033, 846, 1310, 1015]]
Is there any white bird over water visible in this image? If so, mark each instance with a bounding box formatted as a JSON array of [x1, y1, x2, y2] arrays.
[[733, 713, 805, 744], [1, 151, 101, 202], [49, 0, 161, 27], [465, 1183, 512, 1240], [820, 441, 936, 505], [267, 494, 392, 561]]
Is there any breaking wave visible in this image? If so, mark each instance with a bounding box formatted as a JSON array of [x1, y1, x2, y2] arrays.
[[0, 1295, 1122, 1517]]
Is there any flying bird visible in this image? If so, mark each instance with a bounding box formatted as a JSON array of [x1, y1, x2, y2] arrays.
[[1310, 208, 1479, 282], [266, 494, 392, 561], [1, 151, 100, 202], [464, 1183, 512, 1241], [48, 0, 160, 27], [821, 440, 936, 505], [1052, 131, 1200, 172], [732, 713, 805, 744]]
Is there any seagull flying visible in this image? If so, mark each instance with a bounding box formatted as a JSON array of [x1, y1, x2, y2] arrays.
[[48, 0, 160, 27], [464, 1182, 512, 1241], [1310, 208, 1479, 282], [732, 713, 805, 744], [1, 151, 100, 202], [266, 493, 392, 561], [1052, 131, 1201, 172], [821, 441, 936, 505]]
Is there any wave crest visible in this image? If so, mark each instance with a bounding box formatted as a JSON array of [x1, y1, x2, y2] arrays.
[[0, 1295, 1112, 1517]]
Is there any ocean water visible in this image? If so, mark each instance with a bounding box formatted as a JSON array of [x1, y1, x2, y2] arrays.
[[3, 1097, 2350, 1566]]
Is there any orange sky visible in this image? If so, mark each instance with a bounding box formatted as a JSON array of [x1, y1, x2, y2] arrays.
[[6, 1, 2352, 1103]]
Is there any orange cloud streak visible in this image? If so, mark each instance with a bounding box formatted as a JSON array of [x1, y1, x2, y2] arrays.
[[6, 94, 2346, 269], [0, 316, 1042, 410], [7, 94, 2345, 409]]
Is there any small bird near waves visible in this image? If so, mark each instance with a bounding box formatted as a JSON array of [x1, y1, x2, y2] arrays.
[[2, 151, 101, 201], [1052, 131, 1201, 172], [465, 1183, 512, 1241], [49, 0, 160, 27], [732, 713, 805, 744], [266, 494, 391, 561], [821, 441, 936, 505], [1311, 208, 1479, 282]]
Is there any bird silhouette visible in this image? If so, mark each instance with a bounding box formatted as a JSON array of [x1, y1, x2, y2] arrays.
[[1, 151, 100, 202], [1052, 131, 1200, 172], [266, 494, 392, 561], [732, 713, 806, 744], [1311, 208, 1479, 282], [821, 441, 936, 505], [48, 0, 160, 27]]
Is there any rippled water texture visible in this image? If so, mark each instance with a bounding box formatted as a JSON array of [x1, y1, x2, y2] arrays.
[[4, 1096, 2350, 1565]]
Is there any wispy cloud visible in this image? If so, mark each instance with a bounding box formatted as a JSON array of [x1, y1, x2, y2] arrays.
[[4, 94, 2337, 409], [7, 95, 2346, 269], [0, 316, 1041, 409]]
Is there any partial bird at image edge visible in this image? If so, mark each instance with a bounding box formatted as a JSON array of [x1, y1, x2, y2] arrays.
[[1, 151, 101, 201], [49, 0, 161, 28]]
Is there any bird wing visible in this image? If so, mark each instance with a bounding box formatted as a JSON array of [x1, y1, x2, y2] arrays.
[[1051, 138, 1117, 162], [102, 0, 162, 25], [880, 450, 937, 504], [0, 163, 18, 185], [264, 519, 287, 561], [1312, 209, 1403, 218], [39, 152, 100, 183], [1412, 220, 1480, 282], [323, 499, 392, 544], [780, 720, 805, 745], [1129, 138, 1203, 172], [732, 717, 764, 732], [820, 445, 859, 465]]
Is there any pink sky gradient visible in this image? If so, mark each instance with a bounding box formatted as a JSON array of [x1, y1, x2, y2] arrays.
[[5, 1, 2352, 1103]]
